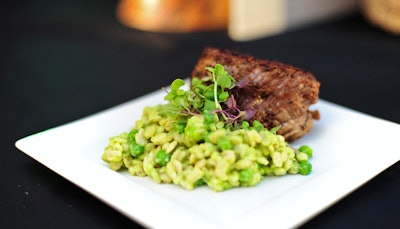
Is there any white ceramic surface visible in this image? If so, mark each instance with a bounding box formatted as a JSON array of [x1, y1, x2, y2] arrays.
[[16, 89, 400, 229]]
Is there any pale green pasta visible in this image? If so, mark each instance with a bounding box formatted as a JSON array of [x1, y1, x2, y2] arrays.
[[102, 104, 312, 192]]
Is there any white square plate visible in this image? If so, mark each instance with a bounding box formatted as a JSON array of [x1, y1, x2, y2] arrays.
[[16, 89, 400, 229]]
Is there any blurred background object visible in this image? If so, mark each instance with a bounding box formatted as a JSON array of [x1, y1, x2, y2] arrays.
[[228, 0, 359, 41], [116, 0, 400, 40], [361, 0, 400, 35], [117, 0, 229, 33]]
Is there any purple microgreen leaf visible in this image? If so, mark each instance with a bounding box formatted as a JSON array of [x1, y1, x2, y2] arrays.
[[225, 95, 236, 108], [236, 77, 249, 88], [245, 109, 256, 120]]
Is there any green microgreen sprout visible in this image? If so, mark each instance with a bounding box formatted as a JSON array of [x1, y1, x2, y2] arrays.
[[206, 64, 235, 111], [269, 125, 281, 134], [162, 64, 249, 127]]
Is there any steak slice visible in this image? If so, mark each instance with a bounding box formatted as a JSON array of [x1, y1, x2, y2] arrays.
[[191, 47, 320, 141]]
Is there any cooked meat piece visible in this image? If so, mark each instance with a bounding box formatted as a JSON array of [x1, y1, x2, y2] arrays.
[[191, 47, 320, 141]]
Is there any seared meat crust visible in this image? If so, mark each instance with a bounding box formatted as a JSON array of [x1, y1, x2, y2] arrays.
[[191, 47, 320, 141]]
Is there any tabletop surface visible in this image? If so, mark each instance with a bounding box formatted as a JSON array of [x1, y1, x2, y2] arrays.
[[2, 1, 400, 228]]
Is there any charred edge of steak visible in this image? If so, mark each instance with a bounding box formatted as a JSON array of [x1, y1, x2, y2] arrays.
[[191, 47, 320, 141]]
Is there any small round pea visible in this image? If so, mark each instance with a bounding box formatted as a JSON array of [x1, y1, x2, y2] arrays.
[[194, 179, 204, 187], [203, 112, 215, 124], [298, 145, 313, 158], [174, 122, 186, 133], [298, 161, 312, 175], [239, 169, 254, 182], [217, 138, 232, 150], [128, 129, 139, 144], [155, 150, 171, 166], [130, 143, 144, 157]]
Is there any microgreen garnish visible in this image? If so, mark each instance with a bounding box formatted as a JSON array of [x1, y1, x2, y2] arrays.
[[163, 64, 249, 126], [206, 64, 235, 111]]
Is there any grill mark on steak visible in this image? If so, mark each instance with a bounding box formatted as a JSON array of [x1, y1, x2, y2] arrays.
[[191, 47, 320, 141]]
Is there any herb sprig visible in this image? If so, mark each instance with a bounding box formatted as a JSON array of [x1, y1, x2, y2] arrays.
[[163, 64, 249, 126]]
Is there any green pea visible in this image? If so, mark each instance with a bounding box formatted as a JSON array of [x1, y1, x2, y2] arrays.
[[130, 143, 144, 157], [185, 116, 207, 142], [194, 179, 204, 187], [155, 150, 171, 166], [217, 138, 232, 150], [298, 161, 312, 175], [239, 169, 254, 182], [298, 145, 313, 158], [174, 122, 186, 133], [128, 129, 139, 144], [203, 112, 215, 124]]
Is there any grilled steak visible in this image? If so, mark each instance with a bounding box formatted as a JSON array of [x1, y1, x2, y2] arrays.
[[191, 47, 320, 141]]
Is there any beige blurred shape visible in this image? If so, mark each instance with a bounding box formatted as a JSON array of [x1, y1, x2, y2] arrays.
[[361, 0, 400, 35], [228, 0, 359, 41], [117, 0, 229, 33]]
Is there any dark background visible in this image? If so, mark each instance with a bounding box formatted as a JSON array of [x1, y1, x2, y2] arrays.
[[2, 1, 399, 228]]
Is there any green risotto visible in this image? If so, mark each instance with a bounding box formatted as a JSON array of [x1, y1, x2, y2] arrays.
[[102, 64, 313, 191]]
